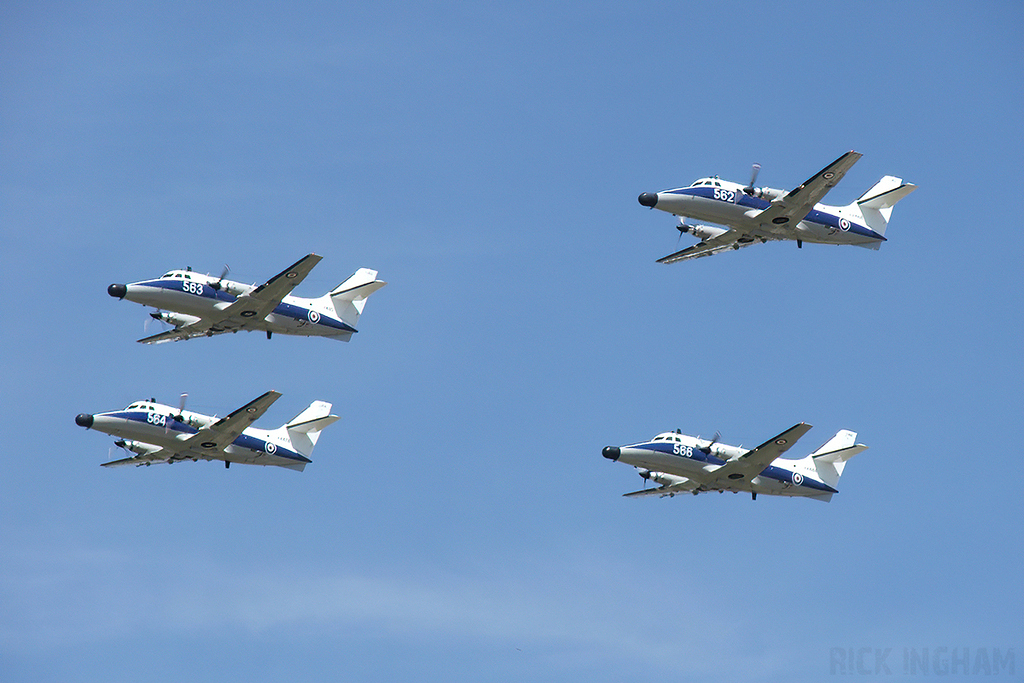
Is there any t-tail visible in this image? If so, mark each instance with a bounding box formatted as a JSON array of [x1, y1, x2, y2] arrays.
[[808, 429, 868, 494], [270, 401, 340, 470], [846, 176, 917, 248], [320, 268, 387, 335]]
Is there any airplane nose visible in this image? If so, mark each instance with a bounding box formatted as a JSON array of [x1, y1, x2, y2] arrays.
[[638, 192, 658, 208], [602, 446, 620, 461], [75, 413, 94, 429], [108, 283, 127, 299]]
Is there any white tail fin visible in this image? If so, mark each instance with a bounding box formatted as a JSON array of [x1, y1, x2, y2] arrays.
[[279, 400, 340, 460], [810, 430, 867, 490], [849, 176, 917, 239], [326, 268, 387, 330]]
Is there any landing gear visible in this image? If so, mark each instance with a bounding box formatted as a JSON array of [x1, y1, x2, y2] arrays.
[[752, 492, 757, 501], [225, 461, 230, 469], [797, 240, 803, 248], [267, 331, 272, 340]]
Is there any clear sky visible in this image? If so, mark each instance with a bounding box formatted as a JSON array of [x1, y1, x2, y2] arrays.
[[2, 2, 1022, 681]]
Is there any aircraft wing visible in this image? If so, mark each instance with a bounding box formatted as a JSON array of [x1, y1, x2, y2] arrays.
[[177, 390, 282, 457], [657, 230, 754, 263], [706, 423, 813, 484], [102, 449, 174, 467], [136, 254, 323, 344], [753, 151, 862, 227], [137, 326, 230, 344], [623, 478, 698, 497]]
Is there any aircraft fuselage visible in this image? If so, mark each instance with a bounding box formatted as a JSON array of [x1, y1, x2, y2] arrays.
[[75, 404, 310, 468], [109, 273, 355, 339], [646, 180, 885, 247], [603, 432, 837, 499]]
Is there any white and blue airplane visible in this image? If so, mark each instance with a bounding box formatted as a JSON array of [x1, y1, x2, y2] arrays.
[[602, 423, 866, 502], [75, 391, 338, 471], [108, 253, 386, 343], [638, 151, 916, 262]]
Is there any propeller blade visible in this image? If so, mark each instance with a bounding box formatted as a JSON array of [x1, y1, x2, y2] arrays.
[[210, 264, 230, 291], [744, 163, 761, 195], [699, 431, 721, 455]]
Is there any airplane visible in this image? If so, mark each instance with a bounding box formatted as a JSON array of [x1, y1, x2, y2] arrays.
[[602, 423, 866, 502], [108, 253, 386, 343], [75, 391, 338, 471], [637, 151, 916, 262]]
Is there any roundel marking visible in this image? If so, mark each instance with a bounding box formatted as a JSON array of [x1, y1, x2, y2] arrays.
[[792, 472, 804, 485], [265, 441, 277, 454], [839, 218, 850, 231], [823, 171, 835, 180], [775, 438, 788, 445], [246, 407, 257, 413], [201, 441, 217, 449], [286, 272, 298, 279], [240, 310, 257, 318], [308, 310, 321, 324], [772, 216, 790, 225]]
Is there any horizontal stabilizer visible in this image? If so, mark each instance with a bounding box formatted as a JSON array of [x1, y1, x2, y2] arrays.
[[857, 176, 917, 210], [811, 432, 867, 489], [328, 269, 387, 330], [812, 444, 867, 464]]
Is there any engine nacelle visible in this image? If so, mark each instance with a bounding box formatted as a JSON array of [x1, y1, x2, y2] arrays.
[[115, 439, 161, 456], [638, 469, 689, 487], [151, 311, 201, 328], [749, 186, 786, 201], [678, 221, 728, 241]]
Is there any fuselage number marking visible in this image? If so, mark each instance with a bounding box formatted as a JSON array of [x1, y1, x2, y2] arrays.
[[146, 412, 167, 427], [182, 281, 205, 296], [713, 188, 736, 203], [673, 443, 694, 457]]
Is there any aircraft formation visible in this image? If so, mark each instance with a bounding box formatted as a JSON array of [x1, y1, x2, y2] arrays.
[[78, 151, 914, 501], [77, 254, 385, 469]]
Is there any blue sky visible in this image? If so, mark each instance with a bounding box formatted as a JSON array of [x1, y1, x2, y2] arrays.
[[2, 1, 1022, 681]]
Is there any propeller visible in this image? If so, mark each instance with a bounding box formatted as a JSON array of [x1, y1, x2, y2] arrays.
[[743, 163, 761, 196], [144, 310, 171, 334], [209, 264, 230, 291], [166, 393, 188, 434], [110, 442, 126, 460], [675, 218, 689, 246], [698, 431, 721, 456]]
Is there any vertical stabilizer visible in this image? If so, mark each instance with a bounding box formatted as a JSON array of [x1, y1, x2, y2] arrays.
[[851, 176, 917, 238], [280, 401, 340, 458], [811, 430, 867, 490], [327, 269, 387, 330]]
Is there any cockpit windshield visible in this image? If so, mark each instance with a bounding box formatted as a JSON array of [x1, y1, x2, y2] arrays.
[[652, 433, 683, 443]]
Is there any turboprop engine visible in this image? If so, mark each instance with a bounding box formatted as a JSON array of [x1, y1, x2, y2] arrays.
[[150, 311, 201, 327], [677, 219, 728, 241]]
